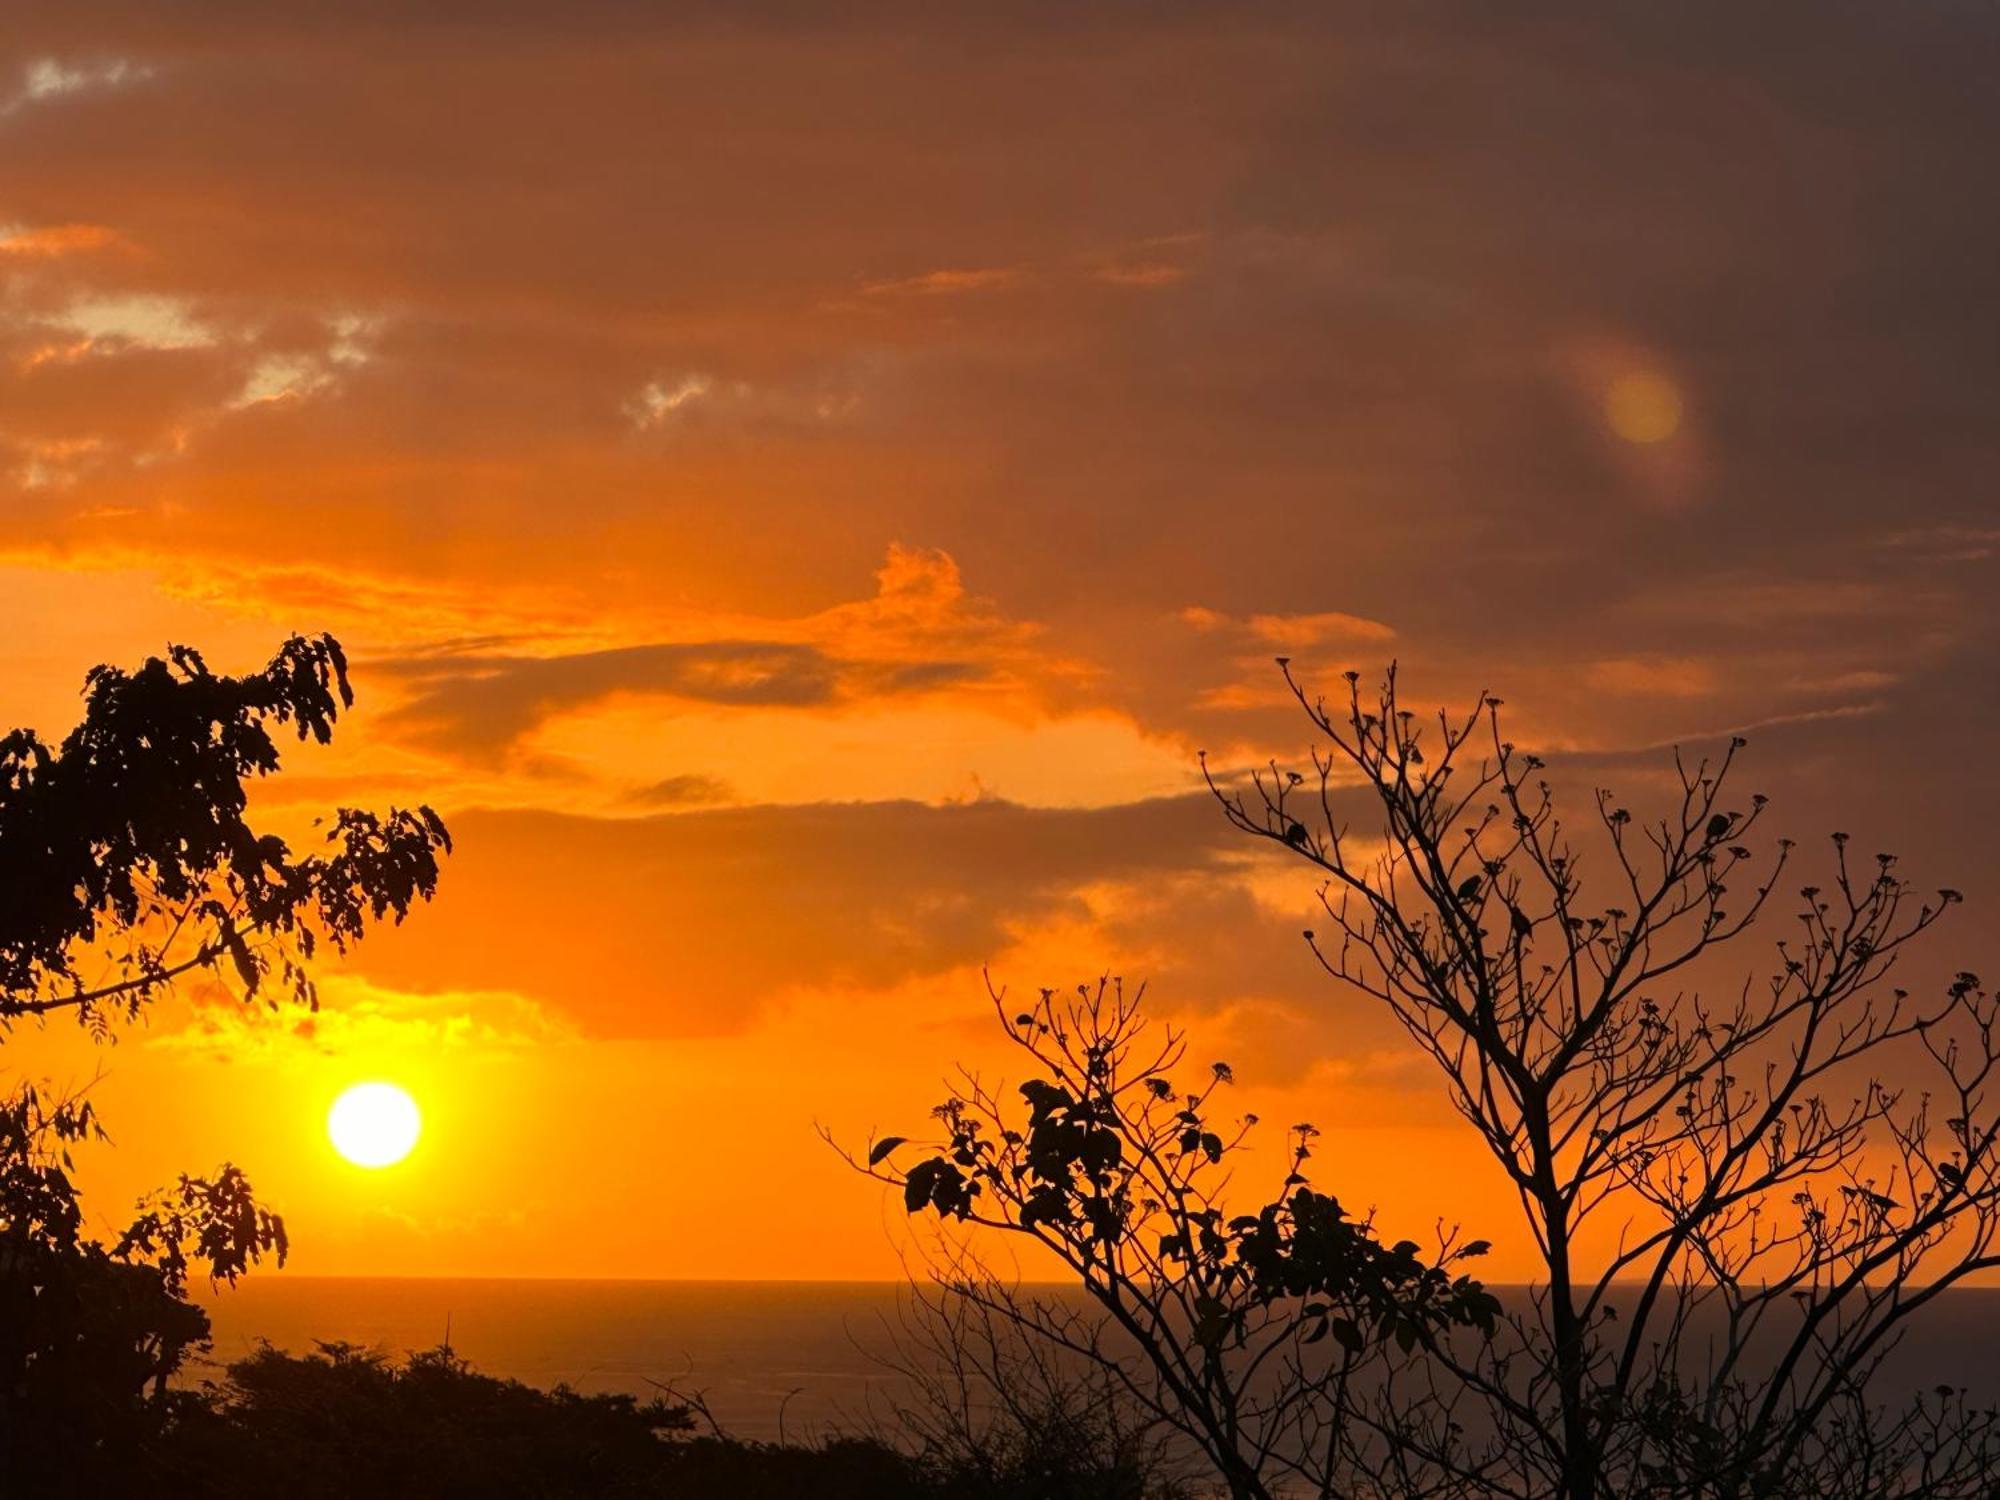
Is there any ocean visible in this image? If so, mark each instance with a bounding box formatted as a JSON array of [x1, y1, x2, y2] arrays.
[[192, 1278, 2000, 1445], [194, 1278, 941, 1440]]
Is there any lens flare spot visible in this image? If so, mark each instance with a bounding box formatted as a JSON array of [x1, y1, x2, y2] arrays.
[[1604, 370, 1684, 444], [328, 1081, 422, 1168]]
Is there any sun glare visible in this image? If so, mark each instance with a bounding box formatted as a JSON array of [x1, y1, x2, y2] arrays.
[[1604, 369, 1684, 444], [328, 1081, 422, 1169]]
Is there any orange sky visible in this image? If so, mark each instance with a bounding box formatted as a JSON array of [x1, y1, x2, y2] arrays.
[[2, 5, 1996, 1280]]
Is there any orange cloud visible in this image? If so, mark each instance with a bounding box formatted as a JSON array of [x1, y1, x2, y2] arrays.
[[1584, 656, 1716, 698], [150, 976, 576, 1063], [344, 795, 1245, 1039], [1093, 261, 1190, 288], [861, 266, 1021, 296], [1181, 605, 1396, 650], [0, 222, 128, 258], [364, 545, 1102, 768]]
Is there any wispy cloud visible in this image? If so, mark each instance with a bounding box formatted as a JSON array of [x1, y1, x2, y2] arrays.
[[627, 372, 714, 426], [861, 266, 1020, 297], [51, 293, 214, 350], [3, 57, 151, 116], [0, 222, 129, 259], [1584, 656, 1716, 698], [150, 975, 577, 1062], [1181, 605, 1395, 649], [621, 772, 735, 809], [381, 638, 983, 758]]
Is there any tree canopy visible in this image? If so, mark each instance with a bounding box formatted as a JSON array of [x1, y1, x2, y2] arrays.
[[0, 634, 451, 1487], [1, 633, 449, 1029]]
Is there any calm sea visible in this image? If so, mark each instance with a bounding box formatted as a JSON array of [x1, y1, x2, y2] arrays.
[[193, 1279, 939, 1440], [192, 1278, 2000, 1444]]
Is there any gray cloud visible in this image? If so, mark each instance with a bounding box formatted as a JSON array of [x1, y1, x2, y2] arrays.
[[379, 642, 983, 757], [621, 773, 734, 809], [346, 793, 1249, 1037]]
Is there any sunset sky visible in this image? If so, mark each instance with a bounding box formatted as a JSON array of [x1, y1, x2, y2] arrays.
[[3, 4, 1996, 1280]]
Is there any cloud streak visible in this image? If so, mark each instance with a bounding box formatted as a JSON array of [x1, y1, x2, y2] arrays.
[[382, 639, 984, 757]]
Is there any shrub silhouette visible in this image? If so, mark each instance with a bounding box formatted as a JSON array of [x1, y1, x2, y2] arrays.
[[154, 1338, 1168, 1500], [167, 1342, 696, 1498]]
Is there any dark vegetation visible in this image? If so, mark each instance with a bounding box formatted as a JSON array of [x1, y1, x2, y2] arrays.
[[864, 664, 2000, 1498], [147, 1336, 1176, 1500], [5, 638, 1996, 1498]]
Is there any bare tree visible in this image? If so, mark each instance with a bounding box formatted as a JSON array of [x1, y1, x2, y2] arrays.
[[835, 976, 1500, 1500], [1208, 663, 2000, 1499]]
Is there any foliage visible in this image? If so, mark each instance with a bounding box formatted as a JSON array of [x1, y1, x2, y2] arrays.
[[843, 977, 1498, 1499], [1206, 662, 2000, 1498], [0, 636, 450, 1488], [0, 633, 450, 1029]]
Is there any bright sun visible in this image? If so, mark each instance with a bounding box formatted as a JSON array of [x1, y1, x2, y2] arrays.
[[328, 1082, 422, 1168]]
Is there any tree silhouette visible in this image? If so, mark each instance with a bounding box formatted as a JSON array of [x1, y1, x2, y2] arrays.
[[843, 976, 1499, 1500], [1208, 663, 2000, 1498], [1, 634, 448, 1028], [0, 635, 450, 1487]]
